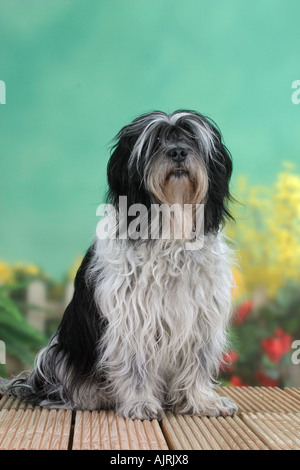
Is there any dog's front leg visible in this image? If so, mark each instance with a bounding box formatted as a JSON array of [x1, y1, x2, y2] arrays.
[[116, 387, 165, 420], [173, 380, 238, 417], [168, 344, 238, 417], [107, 355, 165, 420]]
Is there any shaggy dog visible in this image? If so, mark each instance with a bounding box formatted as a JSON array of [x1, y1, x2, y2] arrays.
[[1, 110, 238, 420]]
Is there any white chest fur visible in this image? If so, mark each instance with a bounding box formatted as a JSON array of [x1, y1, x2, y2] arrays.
[[87, 234, 233, 382]]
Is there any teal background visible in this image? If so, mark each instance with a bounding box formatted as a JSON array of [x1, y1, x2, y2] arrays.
[[1, 0, 299, 278]]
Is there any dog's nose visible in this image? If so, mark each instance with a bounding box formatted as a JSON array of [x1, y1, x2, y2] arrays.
[[167, 147, 188, 163]]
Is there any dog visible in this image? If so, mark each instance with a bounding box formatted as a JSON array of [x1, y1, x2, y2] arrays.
[[2, 110, 238, 419]]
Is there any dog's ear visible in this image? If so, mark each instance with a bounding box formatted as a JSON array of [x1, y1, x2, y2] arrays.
[[204, 126, 234, 233], [106, 135, 132, 205], [106, 133, 151, 208]]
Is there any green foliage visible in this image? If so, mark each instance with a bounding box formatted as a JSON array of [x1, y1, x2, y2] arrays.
[[0, 284, 46, 376]]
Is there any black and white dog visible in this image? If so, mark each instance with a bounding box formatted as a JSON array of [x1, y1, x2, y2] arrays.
[[3, 110, 238, 419]]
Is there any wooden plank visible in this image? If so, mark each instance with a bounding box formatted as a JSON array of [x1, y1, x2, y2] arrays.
[[173, 415, 203, 450], [215, 416, 250, 450], [0, 409, 19, 448], [0, 409, 32, 449], [255, 412, 300, 450], [142, 415, 168, 450], [191, 415, 223, 450], [217, 386, 300, 413], [133, 419, 154, 450], [240, 387, 278, 412], [72, 411, 88, 450], [161, 413, 240, 450], [38, 410, 58, 450], [234, 386, 278, 412], [284, 387, 300, 401], [216, 386, 257, 412], [183, 415, 212, 450], [72, 410, 168, 450], [0, 410, 26, 449], [28, 409, 72, 450], [1, 389, 300, 450], [230, 415, 268, 450], [240, 412, 289, 450], [99, 410, 111, 450], [49, 410, 72, 450], [198, 417, 232, 450], [124, 416, 141, 450], [29, 409, 50, 450], [253, 387, 296, 413], [0, 395, 10, 410], [273, 387, 300, 412], [161, 410, 300, 450], [162, 412, 195, 450], [160, 413, 183, 450], [115, 413, 131, 450], [0, 395, 34, 411], [16, 409, 41, 450], [90, 410, 102, 450]]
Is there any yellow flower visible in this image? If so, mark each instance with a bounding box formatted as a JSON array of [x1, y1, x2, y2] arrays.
[[13, 262, 41, 277], [228, 162, 300, 298], [25, 265, 40, 276], [231, 268, 243, 299], [0, 260, 14, 284], [67, 255, 83, 281]]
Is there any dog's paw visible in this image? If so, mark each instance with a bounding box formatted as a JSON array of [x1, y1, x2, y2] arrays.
[[118, 401, 165, 421], [174, 396, 238, 417], [203, 396, 238, 417]]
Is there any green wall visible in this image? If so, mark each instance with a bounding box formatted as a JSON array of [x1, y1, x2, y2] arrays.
[[1, 0, 299, 277]]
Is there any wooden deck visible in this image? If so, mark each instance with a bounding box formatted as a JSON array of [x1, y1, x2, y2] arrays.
[[0, 386, 300, 450]]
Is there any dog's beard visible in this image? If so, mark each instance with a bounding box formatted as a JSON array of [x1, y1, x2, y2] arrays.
[[145, 153, 208, 205], [144, 154, 208, 240]]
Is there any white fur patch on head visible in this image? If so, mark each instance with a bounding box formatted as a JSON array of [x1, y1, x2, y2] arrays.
[[128, 111, 217, 170]]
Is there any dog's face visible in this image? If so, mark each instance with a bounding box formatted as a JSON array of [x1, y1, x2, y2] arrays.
[[144, 124, 209, 207], [107, 110, 233, 233]]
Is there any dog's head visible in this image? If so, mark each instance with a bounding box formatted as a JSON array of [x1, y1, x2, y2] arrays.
[[106, 110, 233, 234]]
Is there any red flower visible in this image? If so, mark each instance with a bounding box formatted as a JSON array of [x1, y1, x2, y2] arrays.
[[256, 371, 280, 387], [234, 300, 254, 325], [229, 376, 245, 387], [220, 351, 238, 372], [275, 329, 292, 354], [262, 329, 292, 363], [223, 351, 239, 363], [262, 338, 283, 362]]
